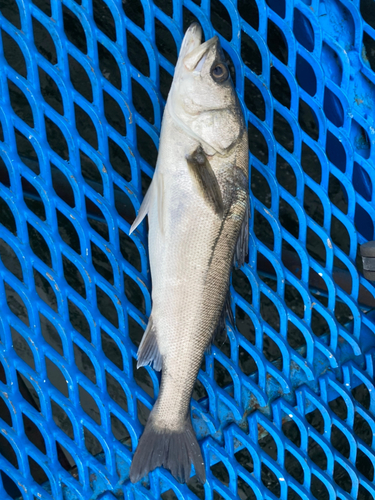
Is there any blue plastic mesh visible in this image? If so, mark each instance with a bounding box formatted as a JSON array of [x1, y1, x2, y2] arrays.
[[0, 0, 375, 499]]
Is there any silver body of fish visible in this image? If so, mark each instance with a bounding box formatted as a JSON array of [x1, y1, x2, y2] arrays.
[[129, 23, 249, 484]]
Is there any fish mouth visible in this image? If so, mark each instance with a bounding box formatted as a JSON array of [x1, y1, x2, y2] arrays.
[[179, 23, 218, 72]]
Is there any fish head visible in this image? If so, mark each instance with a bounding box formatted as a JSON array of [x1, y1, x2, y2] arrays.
[[168, 23, 244, 155]]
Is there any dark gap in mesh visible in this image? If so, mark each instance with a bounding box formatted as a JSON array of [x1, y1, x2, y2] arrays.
[[254, 209, 274, 247], [298, 99, 319, 141], [355, 203, 374, 240], [282, 418, 301, 446], [293, 9, 314, 52], [39, 313, 63, 355], [353, 162, 372, 199], [80, 150, 103, 194], [352, 121, 371, 160], [122, 0, 144, 29], [296, 54, 317, 96], [238, 0, 259, 30], [32, 17, 57, 65], [211, 461, 229, 487], [137, 399, 150, 427], [282, 240, 301, 278], [161, 489, 179, 500], [326, 130, 346, 172], [136, 124, 157, 166], [7, 79, 34, 128], [279, 198, 299, 239], [85, 198, 109, 240], [29, 456, 49, 488], [358, 484, 373, 500], [17, 372, 41, 411], [101, 329, 123, 370], [132, 358, 154, 398], [56, 210, 80, 254], [305, 408, 324, 433], [354, 412, 372, 445], [106, 371, 128, 411], [310, 303, 327, 338], [303, 185, 324, 226], [274, 111, 294, 152], [235, 447, 254, 474], [241, 31, 262, 75], [266, 0, 285, 18], [263, 331, 282, 368], [268, 19, 288, 65], [126, 30, 149, 77], [51, 399, 74, 439], [45, 357, 69, 397], [0, 470, 22, 499], [311, 291, 328, 308], [192, 378, 208, 401], [0, 396, 12, 426], [84, 426, 103, 456], [111, 413, 132, 449], [285, 450, 303, 484], [15, 129, 40, 174], [68, 299, 91, 341], [159, 65, 173, 101], [270, 66, 291, 108], [28, 223, 51, 265], [363, 31, 375, 71], [0, 361, 6, 384], [96, 285, 118, 328], [333, 461, 352, 493], [114, 182, 136, 223], [119, 229, 141, 271], [248, 122, 268, 164], [213, 491, 226, 500], [261, 462, 280, 497], [11, 327, 35, 370], [103, 90, 126, 136], [23, 413, 46, 454], [74, 343, 96, 384], [259, 432, 277, 460], [214, 359, 233, 389], [34, 269, 57, 311], [56, 441, 77, 474], [62, 4, 87, 53], [301, 142, 321, 183], [321, 42, 342, 86], [331, 424, 350, 458], [356, 449, 374, 481], [245, 79, 265, 121], [155, 18, 177, 65], [210, 0, 232, 41], [311, 474, 329, 500], [258, 260, 277, 291], [79, 385, 101, 424], [287, 321, 306, 352], [232, 268, 252, 304], [0, 433, 18, 468], [352, 383, 370, 409], [91, 241, 114, 284], [0, 239, 23, 281], [68, 55, 93, 102], [127, 315, 144, 347], [214, 330, 230, 358], [0, 156, 9, 188], [51, 163, 75, 207], [154, 0, 172, 16], [74, 103, 98, 150], [124, 272, 146, 314], [2, 30, 27, 78], [361, 0, 375, 29], [183, 6, 200, 34], [132, 80, 154, 124], [331, 215, 350, 254], [45, 116, 69, 160], [141, 170, 152, 197], [22, 178, 45, 219], [236, 306, 256, 345], [306, 228, 326, 263], [276, 155, 296, 196], [0, 0, 21, 29], [32, 0, 51, 16], [93, 0, 116, 41], [308, 436, 327, 469], [238, 477, 257, 500], [4, 282, 29, 326], [108, 138, 131, 182], [38, 67, 64, 115], [98, 42, 122, 90], [324, 86, 344, 127]]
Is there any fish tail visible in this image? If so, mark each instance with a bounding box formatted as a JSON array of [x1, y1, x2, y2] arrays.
[[129, 414, 206, 484]]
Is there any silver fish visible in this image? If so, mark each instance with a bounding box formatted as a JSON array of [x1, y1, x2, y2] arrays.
[[129, 23, 249, 484]]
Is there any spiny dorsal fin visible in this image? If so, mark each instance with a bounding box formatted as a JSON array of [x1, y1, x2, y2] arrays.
[[137, 316, 162, 371], [186, 146, 224, 217]]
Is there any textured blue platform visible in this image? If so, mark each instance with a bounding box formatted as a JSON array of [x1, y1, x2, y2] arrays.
[[0, 0, 375, 499]]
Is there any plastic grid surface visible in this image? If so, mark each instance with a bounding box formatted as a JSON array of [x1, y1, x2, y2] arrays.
[[0, 0, 374, 499]]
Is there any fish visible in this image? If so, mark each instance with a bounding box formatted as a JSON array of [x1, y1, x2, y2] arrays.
[[128, 23, 249, 484]]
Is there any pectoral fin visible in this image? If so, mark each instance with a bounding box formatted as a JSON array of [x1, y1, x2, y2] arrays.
[[186, 146, 224, 217], [129, 177, 156, 235]]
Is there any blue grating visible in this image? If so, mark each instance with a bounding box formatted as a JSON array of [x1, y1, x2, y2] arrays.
[[0, 0, 374, 499]]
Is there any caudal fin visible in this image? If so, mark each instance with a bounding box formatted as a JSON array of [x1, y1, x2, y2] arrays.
[[129, 416, 206, 484]]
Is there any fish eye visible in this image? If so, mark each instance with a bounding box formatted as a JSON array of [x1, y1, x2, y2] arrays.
[[211, 63, 228, 83]]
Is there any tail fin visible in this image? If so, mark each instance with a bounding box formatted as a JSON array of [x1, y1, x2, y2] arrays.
[[129, 415, 206, 484]]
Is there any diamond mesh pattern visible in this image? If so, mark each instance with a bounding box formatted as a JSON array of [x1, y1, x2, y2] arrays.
[[0, 0, 374, 499]]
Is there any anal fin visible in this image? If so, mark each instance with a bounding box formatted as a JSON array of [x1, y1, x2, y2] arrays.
[[137, 316, 162, 371]]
